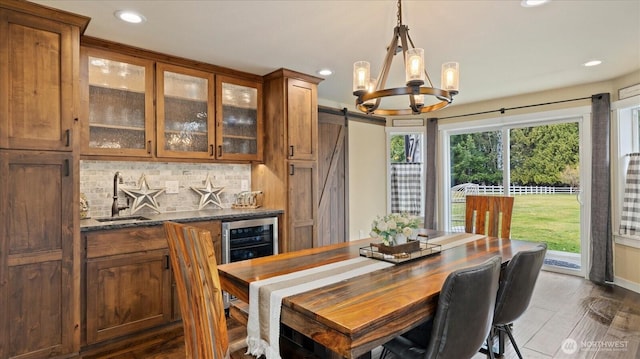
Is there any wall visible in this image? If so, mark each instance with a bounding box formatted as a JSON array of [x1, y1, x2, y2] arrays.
[[347, 120, 387, 240], [80, 160, 251, 218]]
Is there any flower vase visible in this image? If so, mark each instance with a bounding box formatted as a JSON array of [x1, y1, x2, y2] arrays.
[[395, 233, 407, 245]]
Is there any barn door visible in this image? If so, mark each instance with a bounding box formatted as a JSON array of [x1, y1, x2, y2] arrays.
[[317, 107, 349, 246]]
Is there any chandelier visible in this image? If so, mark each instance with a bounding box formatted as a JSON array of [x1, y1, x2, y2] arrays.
[[353, 0, 459, 116]]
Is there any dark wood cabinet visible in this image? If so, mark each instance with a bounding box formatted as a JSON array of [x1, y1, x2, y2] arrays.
[[80, 47, 155, 157], [216, 75, 263, 161], [0, 150, 78, 359], [83, 220, 222, 344], [0, 2, 86, 358], [0, 6, 82, 152], [253, 69, 322, 252], [85, 249, 171, 344]]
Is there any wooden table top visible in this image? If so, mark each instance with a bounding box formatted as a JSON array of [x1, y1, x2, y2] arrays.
[[217, 231, 540, 358]]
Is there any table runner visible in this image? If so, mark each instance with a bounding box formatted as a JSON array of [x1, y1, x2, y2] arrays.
[[246, 257, 394, 359], [427, 232, 485, 250]]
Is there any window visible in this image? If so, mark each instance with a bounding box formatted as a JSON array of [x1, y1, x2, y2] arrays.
[[386, 127, 425, 216], [614, 96, 640, 248]]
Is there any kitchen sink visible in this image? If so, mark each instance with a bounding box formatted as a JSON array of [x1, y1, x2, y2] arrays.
[[94, 215, 152, 222]]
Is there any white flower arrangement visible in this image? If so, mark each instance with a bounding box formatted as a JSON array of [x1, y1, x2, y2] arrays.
[[370, 213, 420, 246]]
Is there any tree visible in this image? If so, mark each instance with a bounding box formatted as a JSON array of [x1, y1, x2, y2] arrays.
[[450, 132, 503, 185], [510, 123, 579, 185]]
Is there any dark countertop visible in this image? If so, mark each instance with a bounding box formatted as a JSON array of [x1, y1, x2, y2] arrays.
[[80, 208, 283, 232]]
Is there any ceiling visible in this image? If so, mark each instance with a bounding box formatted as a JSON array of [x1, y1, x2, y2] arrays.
[[32, 0, 640, 111]]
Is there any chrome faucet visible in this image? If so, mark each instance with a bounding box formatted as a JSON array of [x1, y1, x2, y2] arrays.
[[111, 171, 129, 217]]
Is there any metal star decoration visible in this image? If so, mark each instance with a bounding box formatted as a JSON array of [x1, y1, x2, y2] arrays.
[[191, 175, 224, 210], [121, 174, 165, 214]]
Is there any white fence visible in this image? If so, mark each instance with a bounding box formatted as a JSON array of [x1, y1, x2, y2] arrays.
[[453, 184, 579, 196]]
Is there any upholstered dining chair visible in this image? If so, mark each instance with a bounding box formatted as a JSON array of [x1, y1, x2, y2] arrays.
[[465, 195, 514, 238], [380, 256, 502, 359], [164, 221, 252, 359], [485, 243, 547, 359]]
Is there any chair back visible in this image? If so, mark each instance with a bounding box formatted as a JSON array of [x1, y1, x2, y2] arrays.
[[425, 256, 502, 359], [164, 221, 230, 359], [465, 195, 514, 238], [493, 244, 547, 326]]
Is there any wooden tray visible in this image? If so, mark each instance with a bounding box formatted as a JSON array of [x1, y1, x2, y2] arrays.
[[371, 240, 420, 254], [360, 240, 442, 264]]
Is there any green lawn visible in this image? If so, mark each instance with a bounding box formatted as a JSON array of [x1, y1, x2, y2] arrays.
[[451, 194, 581, 253], [511, 194, 581, 253]]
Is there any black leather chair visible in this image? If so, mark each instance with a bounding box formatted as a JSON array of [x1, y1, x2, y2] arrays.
[[486, 243, 547, 358], [380, 256, 502, 359]]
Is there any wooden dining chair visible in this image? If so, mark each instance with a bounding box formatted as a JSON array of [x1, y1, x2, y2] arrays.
[[465, 195, 515, 238], [164, 221, 251, 359]]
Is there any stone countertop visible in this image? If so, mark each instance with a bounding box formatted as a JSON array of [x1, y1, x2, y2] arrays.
[[80, 208, 283, 232]]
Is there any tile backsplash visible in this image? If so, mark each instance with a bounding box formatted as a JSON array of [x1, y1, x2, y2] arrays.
[[80, 160, 251, 218]]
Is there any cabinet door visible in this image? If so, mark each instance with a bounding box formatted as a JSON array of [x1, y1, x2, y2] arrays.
[[216, 75, 263, 161], [86, 249, 171, 344], [0, 150, 77, 358], [81, 47, 154, 157], [156, 63, 215, 159], [287, 78, 317, 161], [0, 10, 78, 151], [287, 160, 317, 251]]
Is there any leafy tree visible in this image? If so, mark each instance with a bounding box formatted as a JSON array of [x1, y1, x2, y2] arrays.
[[450, 132, 502, 185], [510, 123, 579, 185], [390, 135, 406, 163]]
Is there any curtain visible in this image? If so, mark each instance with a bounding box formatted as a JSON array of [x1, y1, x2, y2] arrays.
[[424, 118, 438, 229], [619, 155, 640, 235], [589, 93, 613, 284], [390, 163, 422, 215]]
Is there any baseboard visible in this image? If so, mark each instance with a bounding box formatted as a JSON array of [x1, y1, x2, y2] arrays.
[[615, 276, 640, 294]]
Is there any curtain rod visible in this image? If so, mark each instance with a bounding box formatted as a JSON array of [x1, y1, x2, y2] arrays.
[[438, 96, 592, 120], [626, 153, 640, 157]]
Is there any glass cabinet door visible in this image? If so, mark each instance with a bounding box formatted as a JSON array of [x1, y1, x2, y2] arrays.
[[83, 48, 154, 156], [216, 75, 263, 161], [156, 63, 215, 159]]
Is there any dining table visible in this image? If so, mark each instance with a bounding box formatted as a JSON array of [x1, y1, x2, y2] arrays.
[[217, 230, 541, 359]]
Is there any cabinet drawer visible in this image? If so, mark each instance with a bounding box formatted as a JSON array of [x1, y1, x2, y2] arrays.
[[86, 225, 167, 258]]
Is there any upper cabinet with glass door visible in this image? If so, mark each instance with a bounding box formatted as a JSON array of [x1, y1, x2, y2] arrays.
[[82, 48, 154, 156], [156, 63, 215, 159], [216, 76, 263, 161]]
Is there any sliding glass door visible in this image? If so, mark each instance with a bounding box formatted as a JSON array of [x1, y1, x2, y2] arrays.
[[441, 109, 590, 275]]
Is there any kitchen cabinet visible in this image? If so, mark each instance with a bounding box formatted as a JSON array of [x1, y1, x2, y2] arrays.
[[156, 62, 215, 159], [0, 2, 86, 358], [0, 150, 78, 359], [81, 47, 155, 157], [253, 69, 322, 252], [83, 220, 222, 344], [0, 5, 82, 151], [216, 75, 263, 161]]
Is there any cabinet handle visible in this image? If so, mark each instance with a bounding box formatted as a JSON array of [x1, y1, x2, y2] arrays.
[[164, 254, 170, 269], [289, 164, 295, 176], [65, 129, 71, 147], [217, 145, 222, 157], [210, 144, 215, 156], [147, 140, 152, 154], [289, 145, 294, 157], [63, 159, 70, 177]]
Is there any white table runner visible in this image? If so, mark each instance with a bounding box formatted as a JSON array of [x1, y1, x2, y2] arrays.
[[427, 232, 485, 250], [246, 257, 394, 359]]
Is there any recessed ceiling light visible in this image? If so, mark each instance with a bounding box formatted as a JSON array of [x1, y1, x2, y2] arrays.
[[584, 60, 602, 67], [114, 10, 146, 24], [317, 69, 333, 76], [521, 0, 550, 7]]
